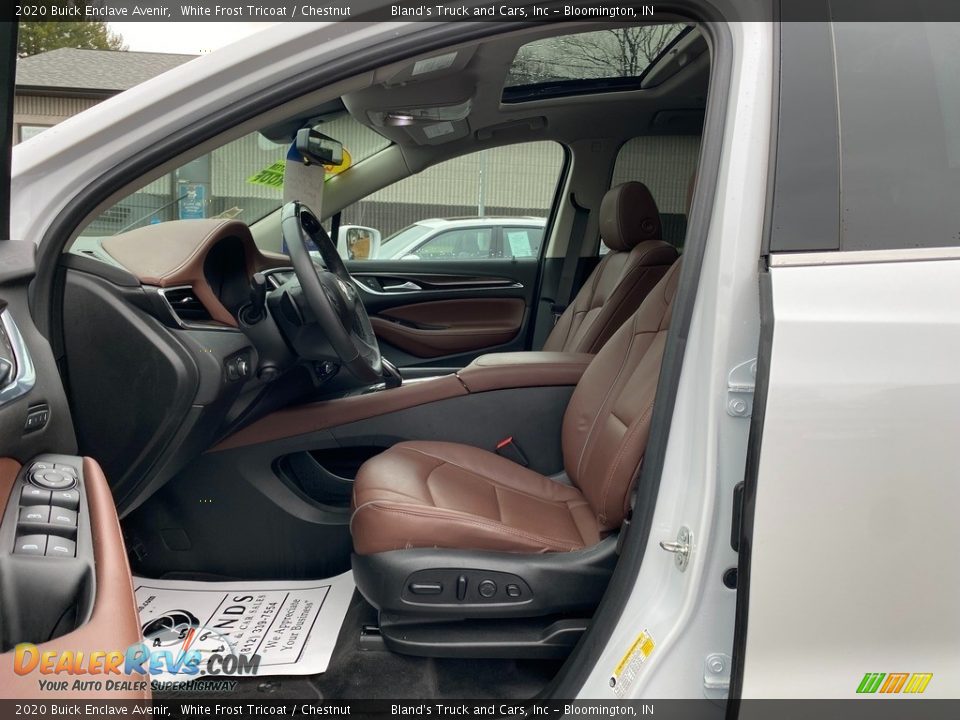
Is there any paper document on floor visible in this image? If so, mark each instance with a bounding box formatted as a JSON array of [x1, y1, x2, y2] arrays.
[[132, 572, 354, 680]]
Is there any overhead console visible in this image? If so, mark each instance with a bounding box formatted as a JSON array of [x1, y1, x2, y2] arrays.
[[0, 456, 147, 699]]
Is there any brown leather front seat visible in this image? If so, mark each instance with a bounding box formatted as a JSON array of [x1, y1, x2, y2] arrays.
[[542, 181, 678, 354], [351, 259, 682, 555]]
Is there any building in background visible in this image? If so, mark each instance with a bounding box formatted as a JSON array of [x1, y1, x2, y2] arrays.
[[14, 48, 196, 144]]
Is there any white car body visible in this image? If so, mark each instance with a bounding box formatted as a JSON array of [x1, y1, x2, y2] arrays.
[[377, 216, 545, 260]]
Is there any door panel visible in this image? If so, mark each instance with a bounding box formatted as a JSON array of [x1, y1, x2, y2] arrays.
[[0, 27, 146, 698], [345, 257, 540, 369], [371, 297, 525, 359], [740, 259, 960, 698]]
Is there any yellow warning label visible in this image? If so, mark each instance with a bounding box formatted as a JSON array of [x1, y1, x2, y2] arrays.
[[611, 629, 655, 697]]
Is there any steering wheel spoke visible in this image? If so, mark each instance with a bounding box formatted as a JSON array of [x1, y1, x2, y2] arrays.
[[280, 201, 384, 385]]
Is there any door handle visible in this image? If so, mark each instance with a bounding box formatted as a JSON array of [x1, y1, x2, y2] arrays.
[[382, 281, 421, 292]]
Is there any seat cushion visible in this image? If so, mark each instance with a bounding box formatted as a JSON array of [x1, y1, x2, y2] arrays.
[[351, 441, 601, 555]]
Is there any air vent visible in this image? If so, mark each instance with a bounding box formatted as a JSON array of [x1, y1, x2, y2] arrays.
[[162, 287, 213, 323]]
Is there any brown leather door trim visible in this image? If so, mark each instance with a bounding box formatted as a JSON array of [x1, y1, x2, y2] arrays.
[[211, 373, 469, 452], [372, 298, 525, 358], [0, 457, 149, 700]]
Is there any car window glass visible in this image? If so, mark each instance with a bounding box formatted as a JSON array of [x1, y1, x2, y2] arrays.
[[607, 135, 701, 253], [412, 227, 494, 260], [833, 22, 960, 251], [339, 141, 563, 261], [71, 113, 389, 244], [503, 227, 544, 258]]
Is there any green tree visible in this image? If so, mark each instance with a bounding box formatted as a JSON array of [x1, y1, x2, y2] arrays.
[[18, 2, 126, 57]]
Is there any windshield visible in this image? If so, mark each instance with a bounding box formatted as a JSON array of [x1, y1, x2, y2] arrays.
[[76, 112, 390, 238]]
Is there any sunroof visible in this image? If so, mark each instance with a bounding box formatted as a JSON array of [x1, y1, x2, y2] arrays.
[[503, 24, 690, 102]]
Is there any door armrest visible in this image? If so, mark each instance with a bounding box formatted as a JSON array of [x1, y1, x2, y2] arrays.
[[456, 352, 593, 394]]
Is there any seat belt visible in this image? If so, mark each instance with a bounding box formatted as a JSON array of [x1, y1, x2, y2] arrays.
[[552, 194, 590, 323]]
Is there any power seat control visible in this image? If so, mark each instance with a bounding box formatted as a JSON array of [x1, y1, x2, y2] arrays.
[[401, 569, 532, 605]]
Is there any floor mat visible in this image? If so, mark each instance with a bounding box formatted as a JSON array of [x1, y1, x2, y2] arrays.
[[133, 571, 355, 680], [152, 590, 562, 700]]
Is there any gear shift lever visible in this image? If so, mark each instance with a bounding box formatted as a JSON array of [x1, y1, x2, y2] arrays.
[[382, 358, 402, 389]]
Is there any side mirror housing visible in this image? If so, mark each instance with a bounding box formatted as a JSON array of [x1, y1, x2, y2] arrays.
[[336, 225, 382, 260]]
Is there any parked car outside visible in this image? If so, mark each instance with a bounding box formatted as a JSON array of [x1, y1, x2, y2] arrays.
[[375, 216, 546, 260]]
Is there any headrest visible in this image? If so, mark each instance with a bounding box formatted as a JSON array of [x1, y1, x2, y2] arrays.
[[599, 181, 662, 252]]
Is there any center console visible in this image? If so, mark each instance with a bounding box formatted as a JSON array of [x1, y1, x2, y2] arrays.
[[212, 351, 595, 452]]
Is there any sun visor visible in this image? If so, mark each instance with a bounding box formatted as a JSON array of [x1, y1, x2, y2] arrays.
[[282, 143, 325, 214]]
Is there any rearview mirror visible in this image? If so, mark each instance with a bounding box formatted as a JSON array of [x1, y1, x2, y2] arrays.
[[295, 128, 343, 167]]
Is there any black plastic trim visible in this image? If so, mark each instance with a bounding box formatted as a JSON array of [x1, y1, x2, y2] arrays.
[[0, 21, 16, 240], [525, 142, 571, 351], [378, 614, 589, 659], [59, 252, 141, 288], [767, 9, 840, 253], [726, 267, 775, 715]]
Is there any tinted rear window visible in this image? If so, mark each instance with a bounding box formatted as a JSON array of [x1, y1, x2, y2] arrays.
[[835, 23, 960, 251]]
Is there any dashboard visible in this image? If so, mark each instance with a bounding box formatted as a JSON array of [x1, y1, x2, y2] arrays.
[[73, 218, 290, 329], [62, 220, 316, 514]]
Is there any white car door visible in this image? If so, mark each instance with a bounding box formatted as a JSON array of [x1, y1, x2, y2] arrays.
[[734, 21, 960, 700]]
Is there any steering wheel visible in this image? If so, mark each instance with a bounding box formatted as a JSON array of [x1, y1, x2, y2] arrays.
[[281, 201, 383, 384]]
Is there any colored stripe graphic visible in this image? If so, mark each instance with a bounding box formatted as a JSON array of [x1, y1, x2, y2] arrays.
[[880, 673, 909, 693], [857, 673, 885, 694], [904, 673, 933, 694]]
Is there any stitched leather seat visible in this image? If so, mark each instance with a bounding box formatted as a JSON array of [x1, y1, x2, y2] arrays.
[[542, 181, 678, 354], [351, 259, 682, 555]]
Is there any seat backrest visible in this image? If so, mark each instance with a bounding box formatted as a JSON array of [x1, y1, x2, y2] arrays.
[[561, 258, 682, 531], [543, 181, 678, 354]]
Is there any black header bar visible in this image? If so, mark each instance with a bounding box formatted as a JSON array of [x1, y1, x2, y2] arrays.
[[8, 0, 960, 22]]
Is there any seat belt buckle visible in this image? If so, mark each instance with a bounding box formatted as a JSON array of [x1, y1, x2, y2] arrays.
[[495, 436, 529, 467], [550, 304, 566, 324]]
